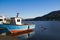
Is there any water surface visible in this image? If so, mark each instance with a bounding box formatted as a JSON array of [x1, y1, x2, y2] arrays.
[[23, 21, 60, 40], [0, 21, 60, 40]]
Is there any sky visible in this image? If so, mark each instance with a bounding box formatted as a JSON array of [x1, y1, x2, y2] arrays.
[[0, 0, 60, 19]]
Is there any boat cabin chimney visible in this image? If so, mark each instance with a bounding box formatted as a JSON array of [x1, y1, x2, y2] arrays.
[[16, 13, 19, 17]]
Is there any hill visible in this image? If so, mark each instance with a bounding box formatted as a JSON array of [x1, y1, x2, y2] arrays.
[[24, 10, 60, 21]]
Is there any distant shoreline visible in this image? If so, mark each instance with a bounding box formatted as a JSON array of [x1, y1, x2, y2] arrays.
[[24, 10, 60, 21]]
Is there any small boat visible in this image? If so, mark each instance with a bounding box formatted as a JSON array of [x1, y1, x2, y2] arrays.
[[0, 16, 6, 29], [0, 13, 35, 34]]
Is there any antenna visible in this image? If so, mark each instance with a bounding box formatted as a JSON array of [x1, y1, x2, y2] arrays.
[[16, 8, 22, 17], [16, 8, 20, 17]]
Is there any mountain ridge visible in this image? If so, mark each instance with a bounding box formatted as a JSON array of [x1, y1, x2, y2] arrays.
[[24, 10, 60, 21]]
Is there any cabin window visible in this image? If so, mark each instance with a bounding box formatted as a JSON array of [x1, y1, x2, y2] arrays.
[[4, 18, 6, 20], [0, 19, 3, 21], [17, 19, 20, 22]]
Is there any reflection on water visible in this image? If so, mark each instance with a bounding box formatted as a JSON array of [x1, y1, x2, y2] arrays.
[[0, 29, 35, 40], [17, 32, 35, 40], [23, 21, 60, 40], [17, 34, 28, 40], [0, 21, 60, 40]]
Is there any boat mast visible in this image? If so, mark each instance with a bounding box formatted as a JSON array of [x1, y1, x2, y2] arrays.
[[16, 13, 19, 17]]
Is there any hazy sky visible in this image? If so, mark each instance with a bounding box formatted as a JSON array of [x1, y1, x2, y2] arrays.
[[0, 0, 60, 18]]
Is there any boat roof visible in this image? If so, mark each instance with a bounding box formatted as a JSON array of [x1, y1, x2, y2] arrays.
[[0, 16, 5, 19], [11, 17, 22, 19]]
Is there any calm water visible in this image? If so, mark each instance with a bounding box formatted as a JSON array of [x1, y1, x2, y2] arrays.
[[22, 21, 60, 40], [0, 21, 60, 40]]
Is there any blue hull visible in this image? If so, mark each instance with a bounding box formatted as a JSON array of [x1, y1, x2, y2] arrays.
[[0, 24, 35, 33], [6, 25, 28, 30], [5, 24, 35, 30]]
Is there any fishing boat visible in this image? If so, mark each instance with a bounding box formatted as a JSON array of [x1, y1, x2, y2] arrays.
[[0, 13, 35, 34], [0, 16, 6, 29]]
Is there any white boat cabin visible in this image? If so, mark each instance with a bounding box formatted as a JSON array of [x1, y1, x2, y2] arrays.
[[0, 13, 22, 25], [10, 17, 22, 25], [0, 16, 6, 24]]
